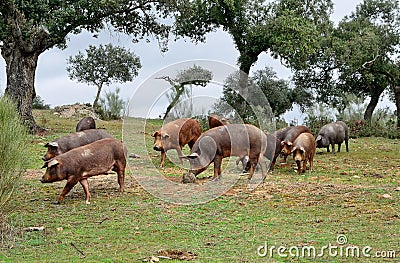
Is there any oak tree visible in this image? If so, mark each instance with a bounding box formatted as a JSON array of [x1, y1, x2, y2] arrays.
[[0, 0, 171, 133]]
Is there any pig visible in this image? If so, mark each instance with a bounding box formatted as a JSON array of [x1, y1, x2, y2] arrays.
[[236, 132, 281, 173], [208, 115, 230, 129], [76, 116, 96, 132], [42, 129, 113, 161], [152, 118, 202, 167], [41, 138, 126, 204], [291, 132, 316, 173], [280, 125, 311, 162], [182, 124, 267, 183], [316, 121, 349, 153]]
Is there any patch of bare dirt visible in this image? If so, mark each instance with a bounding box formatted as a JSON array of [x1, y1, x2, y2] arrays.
[[157, 249, 197, 260]]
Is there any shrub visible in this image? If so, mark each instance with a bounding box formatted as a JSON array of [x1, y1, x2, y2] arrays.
[[0, 96, 28, 211], [32, 95, 50, 110], [97, 87, 125, 120]]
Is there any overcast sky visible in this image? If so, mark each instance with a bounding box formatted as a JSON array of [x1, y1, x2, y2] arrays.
[[1, 0, 380, 122]]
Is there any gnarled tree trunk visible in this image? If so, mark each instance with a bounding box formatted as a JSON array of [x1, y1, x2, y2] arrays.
[[363, 84, 385, 122], [2, 45, 41, 133], [393, 85, 400, 128]]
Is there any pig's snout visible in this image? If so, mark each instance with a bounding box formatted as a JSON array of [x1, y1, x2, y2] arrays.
[[153, 145, 161, 151]]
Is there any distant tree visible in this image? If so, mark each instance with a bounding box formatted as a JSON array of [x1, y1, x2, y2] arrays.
[[67, 44, 141, 108], [0, 1, 173, 133], [158, 65, 213, 120], [175, 0, 333, 117], [214, 67, 311, 120], [293, 0, 400, 125], [32, 96, 50, 110]]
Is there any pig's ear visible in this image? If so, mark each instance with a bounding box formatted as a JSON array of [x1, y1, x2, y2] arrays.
[[281, 141, 286, 146], [316, 135, 322, 141], [162, 133, 169, 139], [41, 162, 48, 169], [45, 142, 58, 148], [290, 146, 298, 153], [299, 146, 305, 153], [287, 141, 293, 146], [48, 159, 59, 167], [152, 131, 159, 137]]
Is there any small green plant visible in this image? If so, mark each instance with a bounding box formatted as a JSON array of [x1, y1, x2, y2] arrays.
[[0, 96, 28, 210], [0, 96, 28, 247], [97, 87, 125, 120]]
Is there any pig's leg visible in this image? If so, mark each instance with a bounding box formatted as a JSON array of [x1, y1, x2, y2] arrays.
[[79, 179, 91, 205], [309, 152, 314, 172], [116, 163, 125, 193], [176, 147, 184, 165], [56, 178, 79, 204], [345, 138, 349, 152], [212, 156, 223, 181], [160, 150, 166, 167], [258, 154, 267, 181], [337, 143, 342, 152], [247, 159, 257, 180], [331, 143, 335, 154], [302, 160, 307, 173]]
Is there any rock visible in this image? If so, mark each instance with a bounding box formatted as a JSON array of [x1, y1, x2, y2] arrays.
[[53, 103, 99, 119], [382, 194, 393, 200], [182, 173, 196, 184]]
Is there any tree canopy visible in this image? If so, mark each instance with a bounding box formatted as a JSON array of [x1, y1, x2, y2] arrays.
[[0, 0, 173, 132], [67, 43, 141, 108]]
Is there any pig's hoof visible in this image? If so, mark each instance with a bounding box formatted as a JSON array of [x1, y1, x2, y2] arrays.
[[53, 200, 61, 205], [85, 200, 91, 205], [211, 176, 221, 182]]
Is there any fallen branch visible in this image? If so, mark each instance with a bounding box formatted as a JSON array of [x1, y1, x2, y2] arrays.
[[23, 226, 45, 232], [70, 242, 85, 257]]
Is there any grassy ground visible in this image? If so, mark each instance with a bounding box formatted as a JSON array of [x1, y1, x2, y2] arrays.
[[0, 110, 399, 262]]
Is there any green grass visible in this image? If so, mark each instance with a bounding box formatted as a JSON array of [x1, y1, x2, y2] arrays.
[[1, 110, 399, 262]]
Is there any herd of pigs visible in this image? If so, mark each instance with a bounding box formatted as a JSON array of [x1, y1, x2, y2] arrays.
[[39, 115, 349, 204]]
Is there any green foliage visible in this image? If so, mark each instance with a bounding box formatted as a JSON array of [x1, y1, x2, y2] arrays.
[[160, 65, 213, 119], [97, 87, 125, 120], [294, 0, 400, 124], [67, 43, 141, 107], [0, 96, 28, 211], [303, 103, 335, 135], [214, 67, 308, 124], [32, 95, 50, 110]]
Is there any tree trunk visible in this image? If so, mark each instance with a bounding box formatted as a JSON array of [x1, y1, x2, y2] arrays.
[[238, 60, 252, 121], [163, 85, 185, 120], [93, 85, 103, 108], [2, 47, 41, 133], [393, 85, 400, 128], [363, 85, 384, 122]]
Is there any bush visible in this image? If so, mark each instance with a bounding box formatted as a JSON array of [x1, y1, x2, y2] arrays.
[[0, 96, 28, 211], [97, 88, 125, 120], [32, 95, 50, 110]]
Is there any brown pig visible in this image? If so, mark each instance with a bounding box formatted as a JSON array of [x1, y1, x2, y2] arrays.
[[280, 125, 311, 162], [182, 124, 267, 183], [42, 129, 113, 161], [208, 115, 230, 129], [152, 118, 202, 167], [41, 138, 126, 204], [291, 132, 316, 174]]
